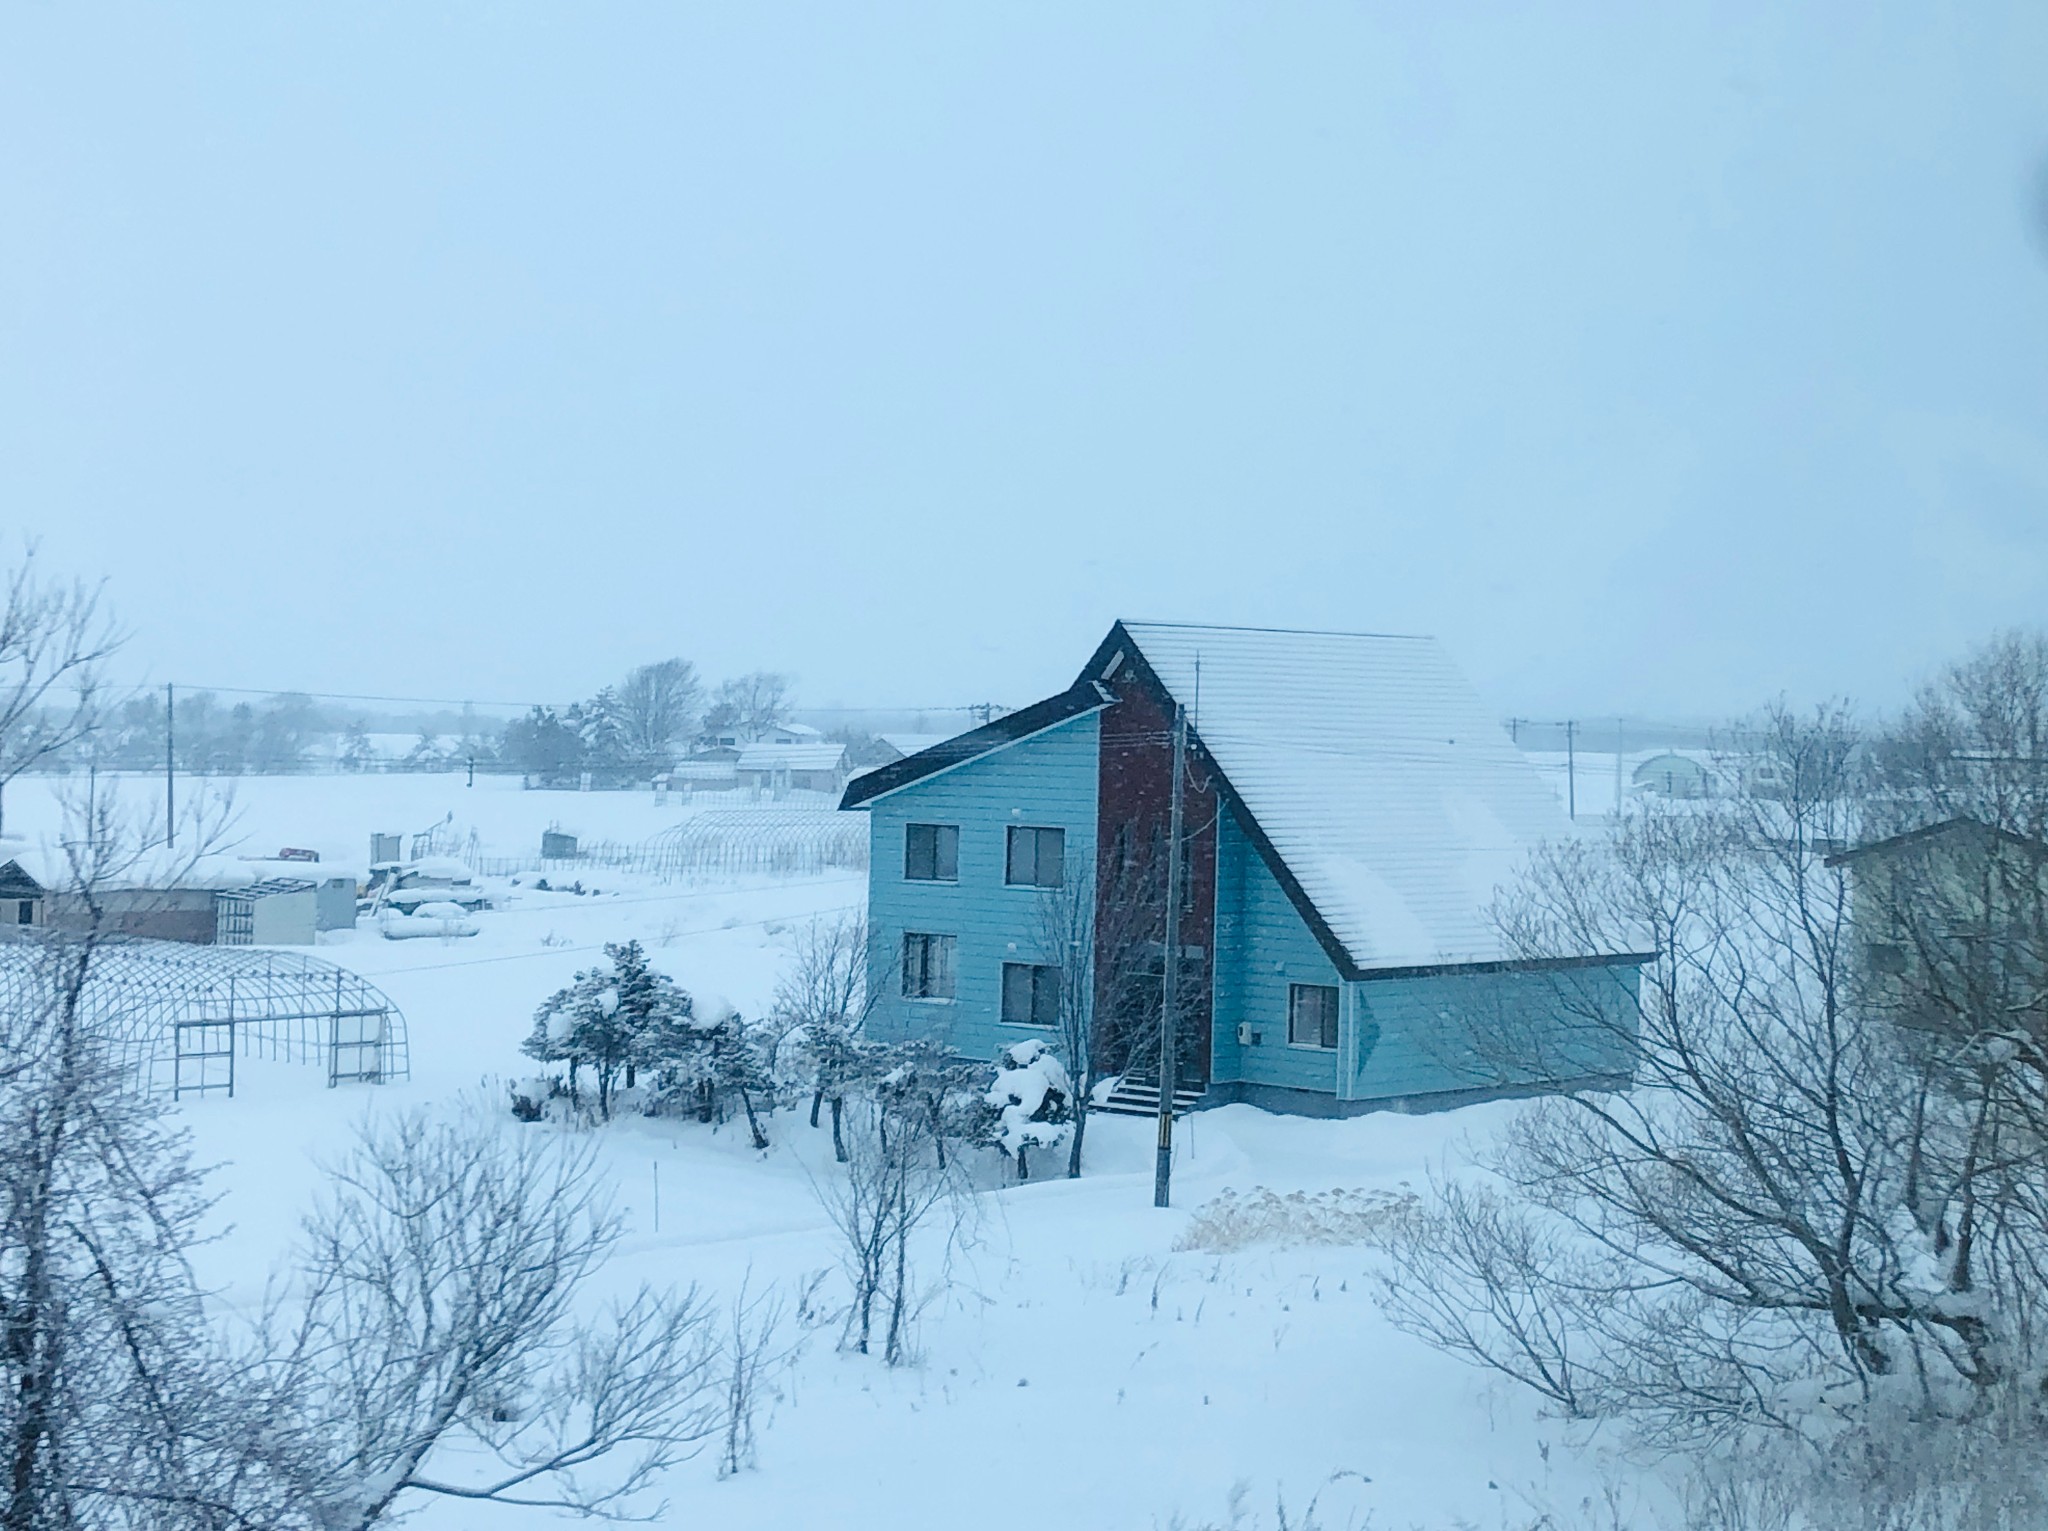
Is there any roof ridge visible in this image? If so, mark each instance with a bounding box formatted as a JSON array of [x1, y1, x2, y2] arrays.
[[1121, 619, 1436, 642]]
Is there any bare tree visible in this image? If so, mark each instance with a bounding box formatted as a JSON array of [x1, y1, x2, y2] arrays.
[[715, 1275, 789, 1479], [0, 544, 121, 835], [267, 1104, 721, 1526], [704, 672, 791, 745], [615, 659, 702, 767], [1873, 629, 2048, 844], [1032, 849, 1175, 1178], [773, 914, 877, 1162], [0, 788, 297, 1529], [813, 1096, 972, 1366], [1377, 701, 2048, 1448], [1035, 877, 1098, 1178]]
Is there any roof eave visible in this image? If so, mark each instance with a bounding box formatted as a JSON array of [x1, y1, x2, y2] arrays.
[[837, 682, 1111, 810], [1350, 950, 1660, 983]]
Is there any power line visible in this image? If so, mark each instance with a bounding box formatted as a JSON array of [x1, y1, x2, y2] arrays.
[[113, 681, 999, 716]]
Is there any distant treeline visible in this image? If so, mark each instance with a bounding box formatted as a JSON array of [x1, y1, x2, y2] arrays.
[[55, 662, 887, 780]]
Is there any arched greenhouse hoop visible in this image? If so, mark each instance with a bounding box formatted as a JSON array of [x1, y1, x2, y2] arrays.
[[0, 933, 410, 1101]]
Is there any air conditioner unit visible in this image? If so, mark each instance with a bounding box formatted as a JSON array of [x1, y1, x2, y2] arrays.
[[1236, 1022, 1258, 1046]]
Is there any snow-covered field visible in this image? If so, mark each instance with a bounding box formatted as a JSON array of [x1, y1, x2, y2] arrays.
[[3, 774, 1614, 1530]]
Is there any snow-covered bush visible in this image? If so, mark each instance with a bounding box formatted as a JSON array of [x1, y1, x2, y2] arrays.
[[981, 1038, 1073, 1181], [1174, 1186, 1418, 1254]]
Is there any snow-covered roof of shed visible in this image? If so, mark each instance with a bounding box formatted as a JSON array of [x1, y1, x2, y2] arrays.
[[0, 846, 358, 895], [737, 742, 847, 772], [1114, 622, 1604, 972]]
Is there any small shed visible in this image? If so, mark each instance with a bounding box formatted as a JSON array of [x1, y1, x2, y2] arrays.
[[1632, 752, 1717, 800], [213, 879, 319, 946], [0, 860, 45, 928]]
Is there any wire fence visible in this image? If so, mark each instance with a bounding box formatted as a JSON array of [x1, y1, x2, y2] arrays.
[[470, 808, 868, 883]]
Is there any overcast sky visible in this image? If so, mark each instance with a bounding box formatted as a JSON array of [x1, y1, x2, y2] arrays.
[[4, 4, 2045, 725]]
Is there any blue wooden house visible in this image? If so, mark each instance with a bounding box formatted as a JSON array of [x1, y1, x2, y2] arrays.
[[840, 622, 1649, 1116]]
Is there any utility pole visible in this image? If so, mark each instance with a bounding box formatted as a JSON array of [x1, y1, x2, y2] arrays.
[[1565, 719, 1577, 821], [1508, 717, 1522, 746], [466, 754, 476, 788], [1154, 702, 1187, 1210], [1615, 717, 1625, 815], [165, 682, 176, 848]]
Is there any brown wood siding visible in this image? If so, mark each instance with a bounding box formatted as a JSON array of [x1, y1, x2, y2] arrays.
[[1095, 669, 1220, 1083]]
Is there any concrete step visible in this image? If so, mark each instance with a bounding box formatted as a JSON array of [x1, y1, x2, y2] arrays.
[[1094, 1076, 1208, 1118]]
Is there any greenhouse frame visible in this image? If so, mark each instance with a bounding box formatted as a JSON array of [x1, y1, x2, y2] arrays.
[[0, 933, 409, 1100]]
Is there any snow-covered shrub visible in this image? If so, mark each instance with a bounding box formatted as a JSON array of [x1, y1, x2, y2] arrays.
[[982, 1038, 1073, 1181], [1174, 1186, 1419, 1254], [507, 1076, 549, 1122]]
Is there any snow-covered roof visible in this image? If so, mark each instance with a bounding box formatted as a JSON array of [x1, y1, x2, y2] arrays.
[[737, 743, 847, 773], [878, 732, 958, 758], [1114, 622, 1609, 972], [0, 846, 356, 894], [666, 760, 739, 781], [775, 721, 825, 740]]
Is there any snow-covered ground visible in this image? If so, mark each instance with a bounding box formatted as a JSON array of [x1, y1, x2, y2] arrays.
[[2, 773, 1619, 1530]]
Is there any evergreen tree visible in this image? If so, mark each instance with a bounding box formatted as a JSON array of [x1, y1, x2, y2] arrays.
[[570, 686, 632, 779], [340, 719, 374, 772], [638, 999, 779, 1149], [502, 705, 584, 783], [523, 940, 691, 1120]]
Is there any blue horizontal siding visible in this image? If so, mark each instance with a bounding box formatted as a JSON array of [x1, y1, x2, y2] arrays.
[[1342, 963, 1641, 1102], [859, 712, 1099, 1065], [1210, 813, 1343, 1095]]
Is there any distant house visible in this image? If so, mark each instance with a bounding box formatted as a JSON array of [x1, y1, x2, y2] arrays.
[[1826, 818, 2048, 1034], [1631, 752, 1717, 800], [841, 621, 1650, 1118], [876, 733, 959, 763], [737, 742, 849, 796], [700, 721, 826, 751]]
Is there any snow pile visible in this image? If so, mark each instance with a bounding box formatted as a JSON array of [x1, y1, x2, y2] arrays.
[[983, 1038, 1073, 1156], [376, 905, 480, 940], [1173, 1186, 1418, 1254]]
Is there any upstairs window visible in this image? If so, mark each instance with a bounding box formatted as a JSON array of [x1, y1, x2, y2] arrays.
[[1001, 962, 1062, 1027], [1005, 826, 1065, 888], [904, 823, 959, 882], [901, 932, 957, 1000], [1288, 983, 1340, 1049]]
